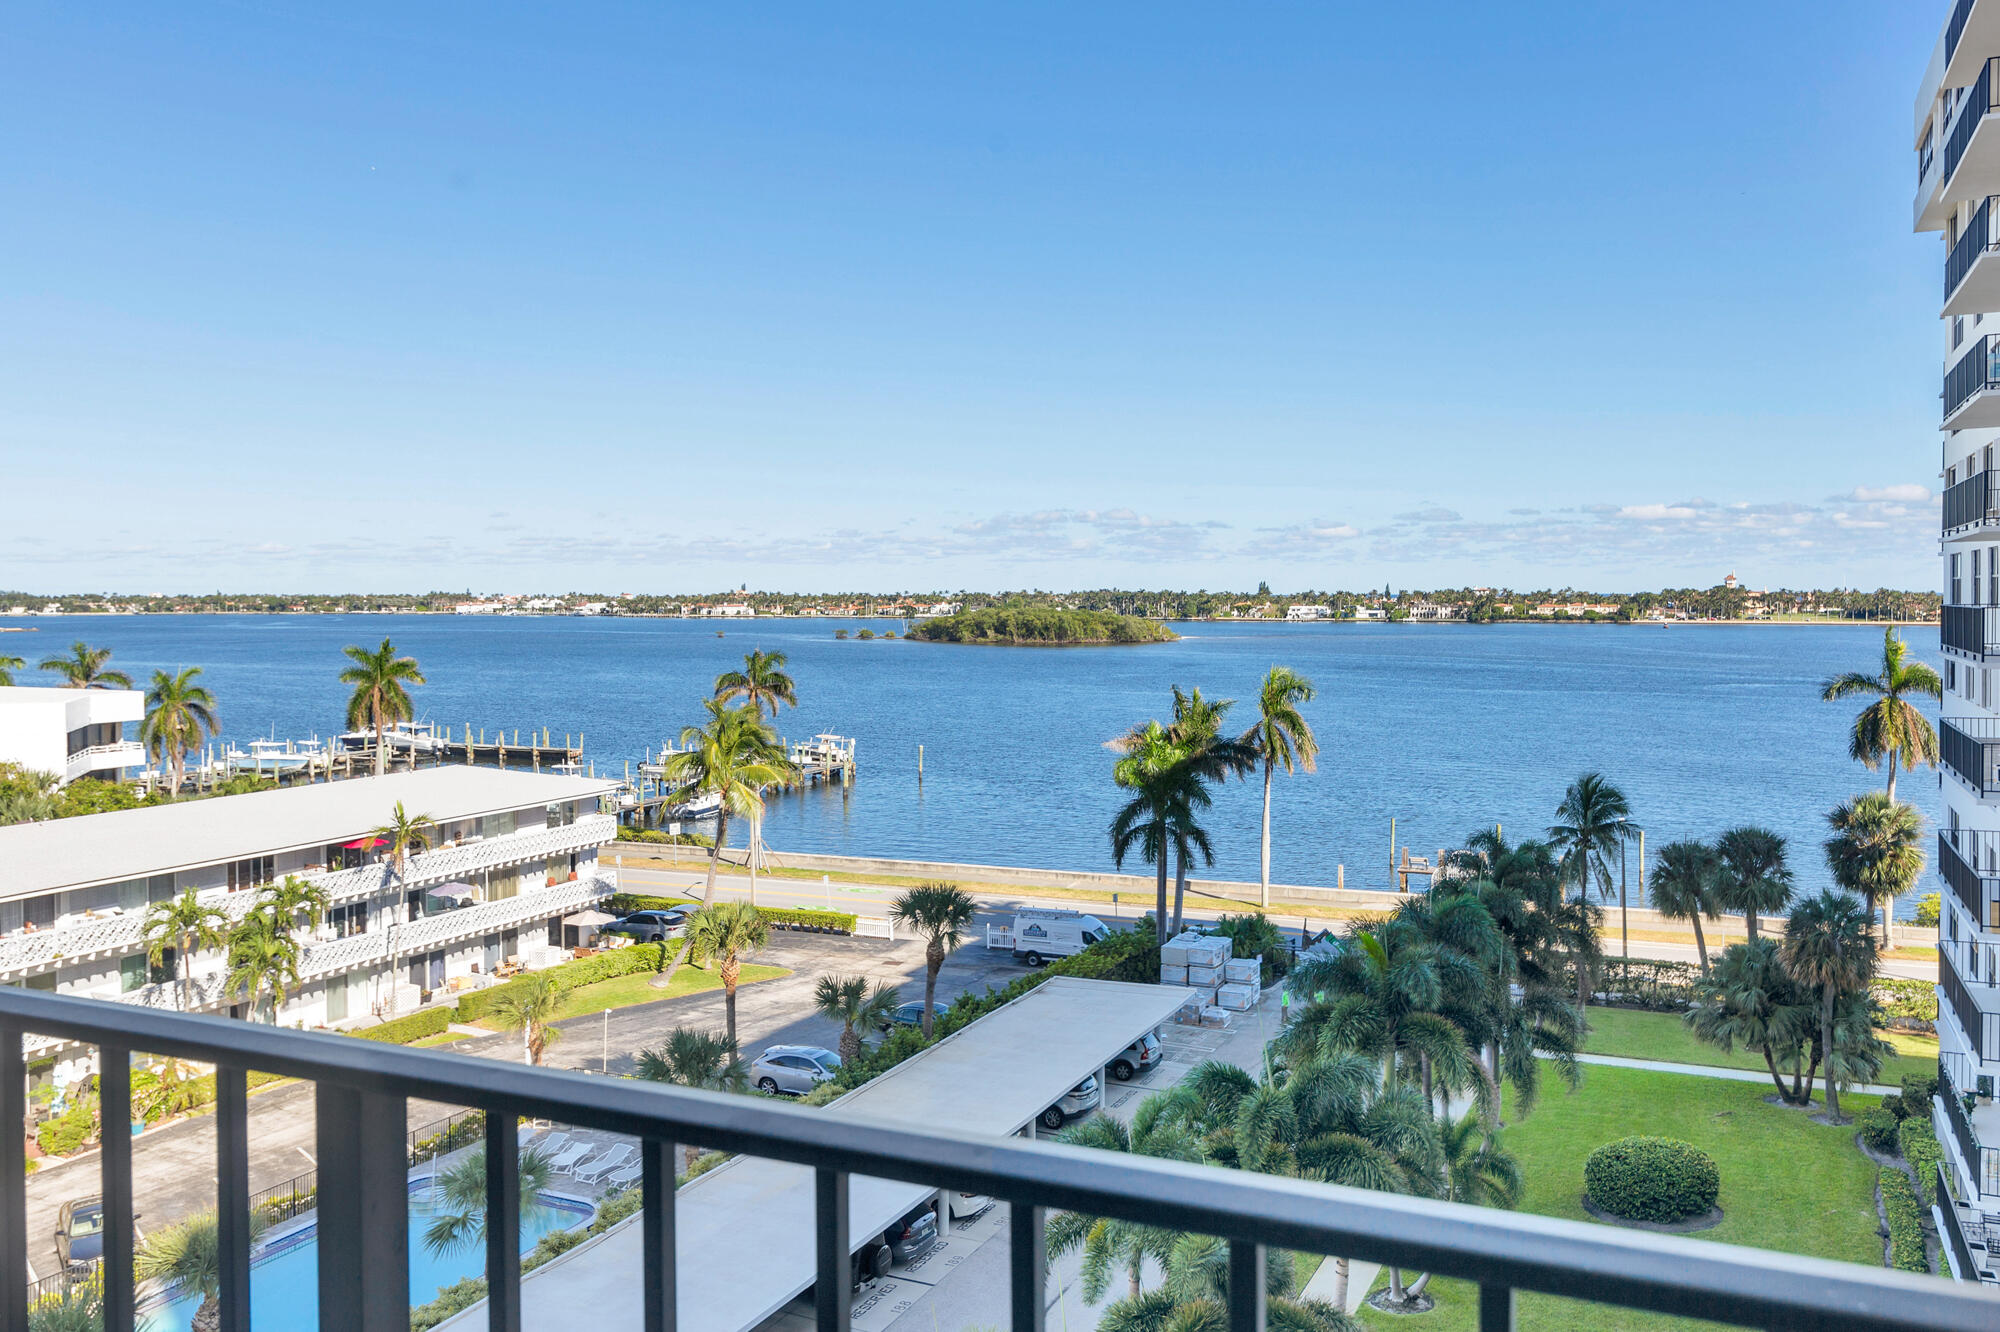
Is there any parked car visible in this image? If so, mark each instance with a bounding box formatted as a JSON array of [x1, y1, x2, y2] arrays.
[[598, 907, 692, 944], [53, 1197, 104, 1273], [876, 1000, 950, 1033], [1108, 1028, 1163, 1081], [750, 1045, 842, 1096], [883, 1203, 939, 1264], [1038, 1075, 1101, 1130], [948, 1190, 993, 1220]]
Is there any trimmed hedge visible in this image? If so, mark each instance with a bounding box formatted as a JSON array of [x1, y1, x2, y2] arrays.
[[348, 1007, 452, 1045], [1902, 1069, 1940, 1109], [1879, 1167, 1930, 1273], [454, 947, 666, 1024], [1880, 1092, 1907, 1120], [1582, 1136, 1720, 1224], [1901, 1116, 1945, 1196], [1873, 978, 1938, 1025], [614, 826, 714, 848], [1857, 1108, 1901, 1155], [605, 893, 858, 935], [1594, 958, 1701, 1012]]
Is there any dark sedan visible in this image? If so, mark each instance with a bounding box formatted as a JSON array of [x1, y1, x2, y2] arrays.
[[53, 1197, 103, 1273], [876, 1000, 950, 1033]]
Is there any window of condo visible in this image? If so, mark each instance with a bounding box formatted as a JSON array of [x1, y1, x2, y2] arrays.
[[119, 955, 147, 993], [227, 856, 275, 892], [1957, 316, 1968, 349], [1952, 552, 1964, 603], [1974, 549, 1982, 606], [1948, 660, 1959, 691]]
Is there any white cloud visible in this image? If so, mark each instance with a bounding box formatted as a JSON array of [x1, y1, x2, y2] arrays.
[[1845, 483, 1932, 503]]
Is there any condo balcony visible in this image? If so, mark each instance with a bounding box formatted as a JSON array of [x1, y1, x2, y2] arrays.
[[1943, 716, 2000, 795], [0, 986, 1989, 1331], [1947, 334, 2000, 428], [1945, 468, 2000, 534], [1924, 59, 2000, 232], [1948, 198, 2000, 314], [1945, 604, 2000, 660], [1951, 0, 1998, 96], [1943, 940, 2000, 1064], [1942, 829, 2000, 931]]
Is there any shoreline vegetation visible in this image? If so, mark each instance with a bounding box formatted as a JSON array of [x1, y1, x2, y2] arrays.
[[906, 606, 1177, 645]]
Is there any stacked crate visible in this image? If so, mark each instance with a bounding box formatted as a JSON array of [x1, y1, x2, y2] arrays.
[[1217, 956, 1261, 1012], [1163, 931, 1235, 1024]]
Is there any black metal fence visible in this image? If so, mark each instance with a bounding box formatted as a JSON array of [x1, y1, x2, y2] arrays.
[[1949, 198, 1998, 306], [0, 987, 1994, 1331], [1947, 58, 1998, 190], [1942, 717, 2000, 796], [1938, 1163, 1988, 1283], [1945, 469, 2000, 534], [1947, 333, 2000, 423], [1941, 831, 2000, 930], [1951, 0, 1980, 69]]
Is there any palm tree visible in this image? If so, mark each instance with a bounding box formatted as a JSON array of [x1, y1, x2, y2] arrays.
[[1683, 938, 1817, 1105], [713, 649, 797, 718], [1824, 793, 1925, 946], [140, 667, 219, 797], [0, 654, 22, 686], [1715, 826, 1793, 945], [257, 874, 331, 933], [421, 1144, 555, 1256], [682, 901, 770, 1048], [1109, 721, 1197, 942], [1162, 687, 1254, 933], [370, 802, 436, 1015], [1045, 1113, 1204, 1303], [225, 909, 302, 1023], [1780, 890, 1879, 1122], [813, 975, 900, 1064], [1820, 628, 1943, 800], [1649, 839, 1723, 975], [39, 642, 131, 690], [0, 770, 58, 826], [142, 889, 230, 1011], [636, 1026, 746, 1170], [658, 700, 794, 986], [135, 1207, 269, 1332], [1396, 1112, 1522, 1302], [339, 638, 426, 775], [1246, 666, 1318, 909], [489, 972, 565, 1065], [890, 883, 977, 1038], [1547, 773, 1638, 904]]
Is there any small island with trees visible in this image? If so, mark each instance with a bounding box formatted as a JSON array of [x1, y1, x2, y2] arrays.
[[907, 605, 1177, 645]]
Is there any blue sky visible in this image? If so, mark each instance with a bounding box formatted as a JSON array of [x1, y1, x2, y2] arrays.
[[0, 2, 1953, 593]]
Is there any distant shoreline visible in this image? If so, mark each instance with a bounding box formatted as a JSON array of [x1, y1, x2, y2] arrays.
[[0, 613, 1937, 629]]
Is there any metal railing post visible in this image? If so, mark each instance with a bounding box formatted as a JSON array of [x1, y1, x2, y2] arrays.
[[1227, 1239, 1264, 1332], [642, 1139, 676, 1332], [814, 1168, 849, 1332], [1480, 1284, 1517, 1330], [1009, 1204, 1045, 1332], [0, 1022, 25, 1331], [98, 1045, 135, 1332], [315, 1084, 409, 1331], [485, 1113, 521, 1332], [216, 1065, 251, 1332]]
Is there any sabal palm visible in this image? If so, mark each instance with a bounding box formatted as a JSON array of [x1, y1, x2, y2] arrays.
[[890, 883, 977, 1038], [1247, 667, 1318, 908], [339, 638, 426, 775], [39, 641, 131, 690], [659, 699, 794, 976], [1649, 840, 1723, 975], [0, 654, 21, 686], [1820, 628, 1943, 800], [1683, 939, 1816, 1105], [421, 1145, 555, 1256], [490, 972, 565, 1065], [142, 889, 230, 1011], [813, 974, 899, 1064], [713, 649, 797, 718], [1154, 1233, 1355, 1332], [135, 1207, 269, 1332], [1714, 826, 1793, 945], [141, 667, 219, 797], [1109, 721, 1201, 941], [225, 909, 301, 1023], [636, 1026, 746, 1170], [1823, 793, 1925, 946], [683, 900, 770, 1048], [1779, 890, 1878, 1122], [1045, 1114, 1203, 1303]]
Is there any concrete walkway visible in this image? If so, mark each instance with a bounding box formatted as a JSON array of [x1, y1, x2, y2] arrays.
[[1571, 1051, 1898, 1097]]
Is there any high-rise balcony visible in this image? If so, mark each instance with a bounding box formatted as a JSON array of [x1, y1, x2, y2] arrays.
[[1946, 469, 2000, 534], [0, 986, 1990, 1330], [1950, 0, 2000, 94], [1945, 605, 2000, 660], [1942, 830, 2000, 931], [1927, 60, 2000, 233], [1946, 334, 2000, 429], [1943, 716, 2000, 795], [1948, 198, 2000, 314], [1943, 940, 2000, 1063]]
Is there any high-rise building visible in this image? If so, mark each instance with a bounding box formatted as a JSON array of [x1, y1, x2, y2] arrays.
[[1919, 0, 2000, 1284]]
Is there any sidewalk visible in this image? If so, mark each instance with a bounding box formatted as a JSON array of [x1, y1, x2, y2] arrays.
[[1570, 1051, 1897, 1097]]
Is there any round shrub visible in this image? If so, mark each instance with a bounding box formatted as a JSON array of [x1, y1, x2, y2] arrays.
[[1857, 1107, 1901, 1155], [1901, 1070, 1939, 1110], [1583, 1136, 1720, 1224], [1878, 1092, 1906, 1120]]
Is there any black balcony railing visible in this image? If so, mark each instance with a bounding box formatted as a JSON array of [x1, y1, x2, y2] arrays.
[[1948, 59, 1999, 190], [1952, 0, 1981, 69], [1945, 469, 2000, 532], [1938, 1163, 1991, 1284], [1950, 199, 2000, 304], [1946, 334, 2000, 422], [0, 989, 1992, 1332], [1942, 717, 2000, 796], [1944, 604, 2000, 657], [1942, 831, 2000, 929], [1943, 945, 2000, 1063], [1927, 126, 1940, 186]]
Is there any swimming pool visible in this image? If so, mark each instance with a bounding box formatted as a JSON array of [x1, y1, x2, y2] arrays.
[[139, 1182, 594, 1331]]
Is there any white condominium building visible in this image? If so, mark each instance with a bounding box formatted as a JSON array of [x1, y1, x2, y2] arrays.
[[0, 767, 621, 1074], [1919, 0, 2000, 1285], [0, 685, 146, 785]]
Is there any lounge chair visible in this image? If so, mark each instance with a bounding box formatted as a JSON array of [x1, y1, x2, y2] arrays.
[[573, 1145, 636, 1184], [544, 1140, 594, 1174], [603, 1163, 642, 1188]]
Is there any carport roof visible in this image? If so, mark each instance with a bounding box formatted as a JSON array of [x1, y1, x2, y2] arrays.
[[439, 976, 1194, 1332]]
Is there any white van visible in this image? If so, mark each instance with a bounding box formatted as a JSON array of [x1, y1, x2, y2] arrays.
[[1000, 908, 1109, 966]]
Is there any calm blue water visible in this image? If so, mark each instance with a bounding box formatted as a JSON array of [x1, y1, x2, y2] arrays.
[[138, 1186, 591, 1331], [0, 614, 1946, 916]]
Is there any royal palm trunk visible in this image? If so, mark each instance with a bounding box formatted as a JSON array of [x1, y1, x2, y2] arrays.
[[1259, 761, 1274, 909]]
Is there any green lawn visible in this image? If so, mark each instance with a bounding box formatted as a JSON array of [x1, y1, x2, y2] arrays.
[[410, 1030, 474, 1048], [1355, 1065, 1886, 1331], [538, 963, 790, 1024], [1581, 1006, 1937, 1089]]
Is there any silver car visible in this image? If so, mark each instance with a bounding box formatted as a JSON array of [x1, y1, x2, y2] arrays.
[[1038, 1074, 1101, 1130], [750, 1045, 842, 1096]]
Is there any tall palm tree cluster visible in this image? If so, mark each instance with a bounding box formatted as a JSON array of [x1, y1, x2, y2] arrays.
[[1111, 668, 1318, 940]]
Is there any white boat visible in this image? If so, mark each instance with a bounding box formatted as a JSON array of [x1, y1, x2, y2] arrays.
[[336, 721, 445, 755], [667, 791, 723, 819]]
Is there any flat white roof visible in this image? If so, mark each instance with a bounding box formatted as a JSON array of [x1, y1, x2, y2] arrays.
[[439, 977, 1193, 1332], [0, 768, 619, 897]]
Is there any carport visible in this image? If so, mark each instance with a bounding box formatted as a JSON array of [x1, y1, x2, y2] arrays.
[[435, 976, 1192, 1332]]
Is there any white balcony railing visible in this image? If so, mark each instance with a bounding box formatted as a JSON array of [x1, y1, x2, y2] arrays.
[[63, 742, 145, 779], [0, 814, 616, 980]]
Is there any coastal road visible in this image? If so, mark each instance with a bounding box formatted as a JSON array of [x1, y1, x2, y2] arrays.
[[609, 859, 1941, 981]]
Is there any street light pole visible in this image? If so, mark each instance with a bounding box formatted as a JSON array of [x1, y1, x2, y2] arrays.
[[1618, 822, 1629, 963]]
